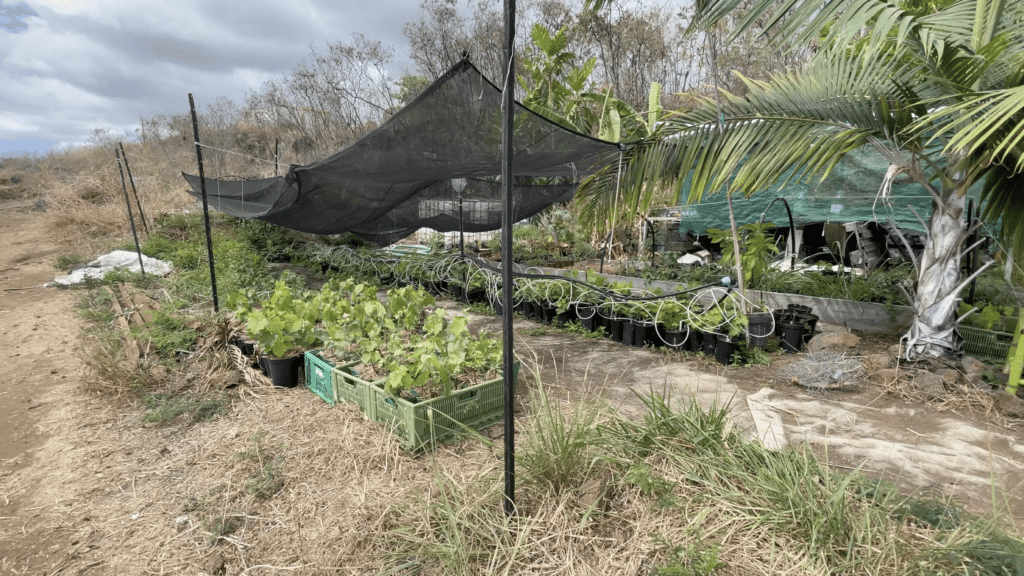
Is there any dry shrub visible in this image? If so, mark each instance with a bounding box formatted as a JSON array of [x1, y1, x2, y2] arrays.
[[34, 140, 238, 250], [0, 156, 42, 200]]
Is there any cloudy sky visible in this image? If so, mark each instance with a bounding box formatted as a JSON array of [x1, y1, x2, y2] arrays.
[[0, 0, 430, 157]]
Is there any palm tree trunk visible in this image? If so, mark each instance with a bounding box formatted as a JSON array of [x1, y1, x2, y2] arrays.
[[904, 188, 966, 359]]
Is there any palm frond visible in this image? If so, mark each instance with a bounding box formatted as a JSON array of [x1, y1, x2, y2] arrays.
[[980, 162, 1024, 259], [575, 49, 916, 235], [913, 84, 1024, 172]]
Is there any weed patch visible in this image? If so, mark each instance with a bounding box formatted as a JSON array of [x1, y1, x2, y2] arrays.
[[143, 393, 227, 425], [236, 430, 286, 500]]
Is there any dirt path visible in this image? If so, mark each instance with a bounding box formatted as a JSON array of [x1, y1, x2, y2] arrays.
[[0, 202, 85, 572]]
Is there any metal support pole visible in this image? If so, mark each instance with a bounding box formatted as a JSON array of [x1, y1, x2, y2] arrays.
[[274, 138, 280, 177], [501, 0, 517, 518], [114, 148, 146, 277], [118, 142, 149, 236], [188, 93, 220, 313], [459, 192, 468, 295]]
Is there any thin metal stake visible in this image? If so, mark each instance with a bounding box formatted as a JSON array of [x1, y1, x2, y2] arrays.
[[459, 190, 468, 296], [275, 138, 280, 177], [118, 142, 149, 237], [501, 0, 517, 518], [188, 93, 220, 313], [114, 148, 146, 277]]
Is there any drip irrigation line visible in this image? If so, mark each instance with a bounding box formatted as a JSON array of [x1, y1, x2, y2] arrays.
[[760, 196, 796, 269], [360, 249, 731, 302]]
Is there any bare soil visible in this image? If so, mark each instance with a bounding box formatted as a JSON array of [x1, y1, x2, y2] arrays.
[[1, 201, 1022, 575]]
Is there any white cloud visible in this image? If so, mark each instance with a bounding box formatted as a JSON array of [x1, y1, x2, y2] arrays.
[[2, 0, 424, 153]]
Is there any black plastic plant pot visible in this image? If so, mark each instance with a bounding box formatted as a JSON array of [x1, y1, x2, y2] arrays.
[[230, 337, 255, 357], [702, 331, 718, 356], [780, 322, 806, 354], [540, 304, 557, 324], [264, 355, 303, 388], [493, 300, 503, 316], [747, 312, 774, 349], [772, 309, 787, 337], [578, 305, 598, 331], [621, 320, 635, 345], [467, 288, 486, 303], [514, 301, 526, 315], [799, 313, 819, 345], [664, 328, 687, 348], [609, 318, 625, 342], [631, 320, 652, 348], [687, 330, 703, 352], [258, 355, 269, 375], [715, 334, 739, 366], [787, 303, 813, 315], [554, 310, 573, 326]]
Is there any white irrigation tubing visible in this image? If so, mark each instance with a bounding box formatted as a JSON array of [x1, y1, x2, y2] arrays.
[[650, 298, 691, 348], [684, 288, 766, 339], [542, 277, 568, 305]]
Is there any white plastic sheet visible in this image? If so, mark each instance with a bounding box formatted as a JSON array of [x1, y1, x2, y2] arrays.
[[51, 250, 172, 286]]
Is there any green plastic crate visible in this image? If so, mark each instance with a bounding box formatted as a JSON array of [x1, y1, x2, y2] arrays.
[[959, 326, 1013, 363], [365, 365, 518, 452], [331, 367, 377, 410], [305, 351, 359, 405]]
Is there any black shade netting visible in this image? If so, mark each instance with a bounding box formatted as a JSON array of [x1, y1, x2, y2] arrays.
[[183, 59, 620, 245], [350, 177, 577, 246]]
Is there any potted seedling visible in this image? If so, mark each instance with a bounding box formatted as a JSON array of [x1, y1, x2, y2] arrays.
[[231, 281, 320, 387], [656, 298, 690, 348]]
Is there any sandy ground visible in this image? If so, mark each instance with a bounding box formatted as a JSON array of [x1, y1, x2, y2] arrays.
[[1, 201, 1022, 574], [0, 202, 87, 571]]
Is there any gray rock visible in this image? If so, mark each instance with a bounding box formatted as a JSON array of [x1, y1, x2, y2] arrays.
[[960, 356, 989, 380], [888, 343, 907, 359], [936, 368, 962, 389], [807, 332, 861, 354], [869, 368, 900, 387], [914, 371, 947, 401], [861, 353, 892, 372], [989, 390, 1024, 419], [817, 321, 850, 334]]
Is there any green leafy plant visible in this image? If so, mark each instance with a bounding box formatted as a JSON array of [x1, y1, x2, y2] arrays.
[[707, 222, 780, 288], [233, 281, 319, 358], [959, 301, 1018, 332], [54, 253, 88, 270], [688, 294, 748, 337], [383, 312, 502, 399], [656, 298, 689, 332]]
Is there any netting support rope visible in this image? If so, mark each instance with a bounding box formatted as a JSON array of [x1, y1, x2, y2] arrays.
[[193, 142, 279, 166]]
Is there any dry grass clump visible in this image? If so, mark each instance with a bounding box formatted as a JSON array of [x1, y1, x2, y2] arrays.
[[0, 155, 42, 200], [25, 135, 274, 251]]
